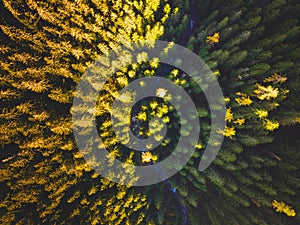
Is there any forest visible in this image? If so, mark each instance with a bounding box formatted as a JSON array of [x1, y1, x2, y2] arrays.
[[0, 0, 299, 224]]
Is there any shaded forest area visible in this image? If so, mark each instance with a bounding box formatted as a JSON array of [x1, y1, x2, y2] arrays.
[[0, 0, 300, 224]]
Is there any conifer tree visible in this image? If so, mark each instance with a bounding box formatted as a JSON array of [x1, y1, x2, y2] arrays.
[[0, 0, 299, 224]]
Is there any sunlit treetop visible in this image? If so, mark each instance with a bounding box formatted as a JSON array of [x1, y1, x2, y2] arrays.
[[141, 151, 158, 163], [217, 126, 236, 139], [233, 118, 245, 125], [225, 108, 234, 122], [254, 84, 279, 100], [272, 200, 296, 217], [195, 143, 203, 149], [206, 32, 220, 44], [224, 97, 230, 104], [156, 87, 168, 98], [264, 73, 287, 84], [235, 92, 253, 106], [254, 109, 269, 119], [263, 119, 280, 131], [212, 70, 220, 77]]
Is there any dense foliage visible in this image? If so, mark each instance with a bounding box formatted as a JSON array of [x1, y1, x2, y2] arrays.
[[0, 0, 299, 224]]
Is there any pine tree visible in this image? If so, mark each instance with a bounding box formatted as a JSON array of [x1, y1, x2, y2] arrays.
[[0, 0, 299, 224]]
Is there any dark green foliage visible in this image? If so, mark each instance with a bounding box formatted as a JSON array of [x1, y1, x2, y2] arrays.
[[0, 0, 299, 224]]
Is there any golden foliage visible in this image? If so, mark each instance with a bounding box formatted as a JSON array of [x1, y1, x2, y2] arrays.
[[217, 126, 236, 139], [233, 118, 245, 125], [263, 119, 280, 131], [0, 89, 20, 100], [225, 108, 234, 122], [206, 32, 220, 44], [254, 109, 268, 119], [13, 79, 50, 93], [48, 88, 74, 104], [264, 73, 287, 84], [141, 151, 158, 163], [235, 92, 252, 106], [254, 84, 279, 100], [156, 87, 168, 98], [272, 200, 296, 217]]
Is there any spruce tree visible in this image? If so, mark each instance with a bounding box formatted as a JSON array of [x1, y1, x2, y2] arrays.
[[0, 0, 299, 224]]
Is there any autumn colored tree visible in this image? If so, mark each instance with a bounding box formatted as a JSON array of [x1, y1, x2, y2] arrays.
[[0, 0, 299, 224]]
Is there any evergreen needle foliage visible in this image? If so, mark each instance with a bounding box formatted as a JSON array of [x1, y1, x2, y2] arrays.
[[0, 0, 299, 224]]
